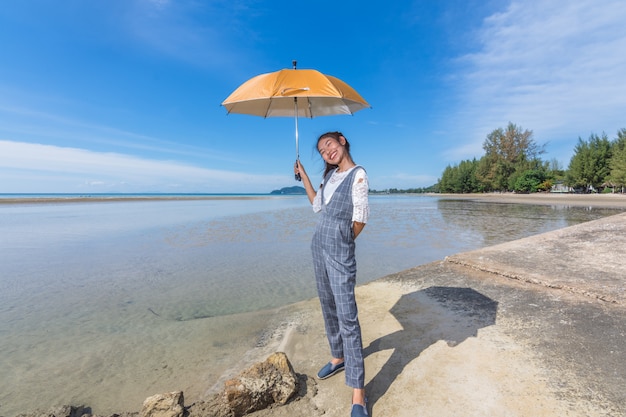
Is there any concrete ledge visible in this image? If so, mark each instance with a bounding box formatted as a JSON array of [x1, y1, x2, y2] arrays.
[[445, 212, 626, 305]]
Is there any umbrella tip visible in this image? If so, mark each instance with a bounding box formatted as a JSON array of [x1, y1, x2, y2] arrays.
[[292, 60, 297, 69]]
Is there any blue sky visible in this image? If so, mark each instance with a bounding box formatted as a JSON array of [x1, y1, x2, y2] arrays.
[[1, 0, 625, 193]]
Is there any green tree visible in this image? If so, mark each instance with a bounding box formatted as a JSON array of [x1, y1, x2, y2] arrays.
[[438, 164, 455, 193], [438, 159, 480, 193], [546, 158, 565, 184], [566, 133, 612, 191], [508, 157, 547, 191], [476, 155, 506, 191], [512, 169, 548, 193], [475, 122, 544, 191], [609, 128, 626, 192], [615, 128, 626, 149], [482, 122, 541, 162], [455, 159, 479, 193]]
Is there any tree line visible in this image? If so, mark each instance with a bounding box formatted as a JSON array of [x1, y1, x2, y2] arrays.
[[437, 123, 626, 194]]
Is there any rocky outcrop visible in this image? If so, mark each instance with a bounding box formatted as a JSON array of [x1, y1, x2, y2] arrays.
[[223, 351, 297, 414], [141, 392, 185, 417], [188, 351, 299, 417]]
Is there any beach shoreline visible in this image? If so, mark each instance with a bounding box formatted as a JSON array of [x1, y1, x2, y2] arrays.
[[431, 191, 626, 208], [0, 195, 288, 205], [2, 192, 624, 208]]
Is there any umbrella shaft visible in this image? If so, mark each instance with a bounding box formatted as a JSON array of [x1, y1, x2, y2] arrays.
[[294, 97, 301, 181], [294, 97, 299, 160]]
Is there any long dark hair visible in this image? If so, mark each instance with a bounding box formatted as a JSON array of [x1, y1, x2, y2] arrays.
[[317, 131, 353, 178]]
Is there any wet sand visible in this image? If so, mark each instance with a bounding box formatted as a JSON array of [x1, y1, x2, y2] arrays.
[[2, 191, 625, 208], [433, 191, 626, 208]]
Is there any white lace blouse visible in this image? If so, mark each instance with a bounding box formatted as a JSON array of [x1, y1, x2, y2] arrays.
[[312, 166, 369, 223]]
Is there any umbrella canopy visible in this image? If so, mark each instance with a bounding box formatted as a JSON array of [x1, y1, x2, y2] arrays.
[[221, 62, 370, 181], [222, 68, 370, 118]]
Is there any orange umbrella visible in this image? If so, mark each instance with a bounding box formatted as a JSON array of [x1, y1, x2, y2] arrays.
[[222, 61, 370, 180]]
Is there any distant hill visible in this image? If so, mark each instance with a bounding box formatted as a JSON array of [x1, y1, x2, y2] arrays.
[[270, 186, 306, 195]]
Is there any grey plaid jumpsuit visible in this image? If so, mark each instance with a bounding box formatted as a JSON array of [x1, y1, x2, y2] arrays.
[[311, 167, 365, 389]]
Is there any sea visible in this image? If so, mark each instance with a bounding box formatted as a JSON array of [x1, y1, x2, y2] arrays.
[[0, 193, 621, 416]]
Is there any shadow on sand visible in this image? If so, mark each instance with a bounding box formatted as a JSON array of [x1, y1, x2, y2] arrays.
[[363, 286, 498, 410]]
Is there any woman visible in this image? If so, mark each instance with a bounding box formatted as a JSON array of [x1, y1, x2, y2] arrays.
[[294, 131, 369, 417]]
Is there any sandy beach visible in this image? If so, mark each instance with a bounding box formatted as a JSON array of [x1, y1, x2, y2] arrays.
[[433, 191, 626, 208], [2, 191, 625, 207]]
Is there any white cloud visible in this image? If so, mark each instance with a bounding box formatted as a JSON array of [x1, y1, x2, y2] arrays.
[[446, 0, 626, 164], [0, 140, 288, 193], [0, 102, 241, 163]]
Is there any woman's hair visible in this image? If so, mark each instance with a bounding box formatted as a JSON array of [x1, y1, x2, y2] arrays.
[[317, 131, 352, 178]]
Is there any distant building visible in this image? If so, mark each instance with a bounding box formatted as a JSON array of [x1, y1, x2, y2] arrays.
[[550, 182, 572, 193]]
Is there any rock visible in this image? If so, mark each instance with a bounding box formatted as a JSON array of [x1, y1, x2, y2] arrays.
[[186, 396, 232, 417], [222, 351, 297, 416], [188, 352, 298, 417], [140, 391, 185, 417]]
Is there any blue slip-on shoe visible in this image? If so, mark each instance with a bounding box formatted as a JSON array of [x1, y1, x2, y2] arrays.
[[351, 403, 368, 417], [317, 361, 345, 379]]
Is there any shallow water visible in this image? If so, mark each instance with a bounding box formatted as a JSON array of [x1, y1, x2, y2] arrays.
[[0, 195, 620, 416]]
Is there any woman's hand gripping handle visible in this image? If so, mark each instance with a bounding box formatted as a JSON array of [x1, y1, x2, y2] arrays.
[[294, 160, 317, 204]]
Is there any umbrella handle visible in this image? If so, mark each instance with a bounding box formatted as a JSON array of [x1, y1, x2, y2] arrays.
[[294, 97, 301, 182], [295, 159, 302, 182]]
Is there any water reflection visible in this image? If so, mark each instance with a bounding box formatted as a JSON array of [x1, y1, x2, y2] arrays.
[[435, 198, 616, 247], [355, 196, 621, 281]]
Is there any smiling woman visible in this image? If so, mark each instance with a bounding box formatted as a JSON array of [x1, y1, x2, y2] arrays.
[[294, 131, 371, 414]]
